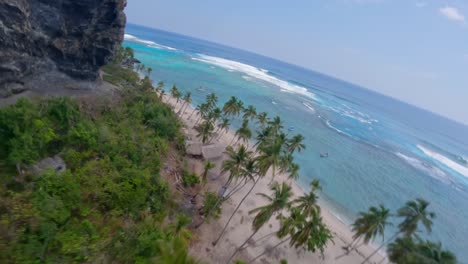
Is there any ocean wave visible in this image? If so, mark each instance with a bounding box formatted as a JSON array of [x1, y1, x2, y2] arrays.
[[417, 145, 468, 178], [124, 34, 177, 51], [395, 152, 450, 183], [302, 101, 315, 112], [325, 120, 354, 138], [191, 54, 318, 100], [327, 106, 378, 125]]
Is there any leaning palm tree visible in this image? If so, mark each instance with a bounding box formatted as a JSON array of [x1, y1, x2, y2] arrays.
[[397, 198, 435, 237], [227, 182, 293, 263], [201, 160, 215, 187], [155, 81, 164, 94], [196, 120, 214, 144], [269, 116, 284, 135], [248, 207, 305, 263], [206, 92, 218, 109], [220, 145, 252, 190], [292, 180, 322, 218], [256, 112, 269, 128], [255, 133, 288, 182], [222, 96, 238, 118], [287, 163, 300, 182], [243, 105, 257, 121], [178, 92, 192, 116], [287, 134, 306, 154], [233, 119, 252, 146], [361, 199, 435, 264], [338, 204, 392, 260], [216, 118, 230, 139], [212, 158, 258, 247], [171, 85, 180, 106]]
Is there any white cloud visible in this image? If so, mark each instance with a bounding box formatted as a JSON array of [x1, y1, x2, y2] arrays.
[[439, 6, 465, 23]]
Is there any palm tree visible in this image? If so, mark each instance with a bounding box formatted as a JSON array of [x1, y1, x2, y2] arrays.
[[397, 198, 435, 237], [248, 207, 305, 263], [388, 237, 456, 264], [287, 163, 300, 182], [287, 134, 306, 154], [212, 158, 258, 246], [178, 92, 192, 116], [196, 120, 214, 144], [206, 93, 218, 109], [361, 199, 435, 264], [227, 182, 293, 263], [220, 145, 252, 189], [195, 103, 210, 126], [269, 116, 284, 134], [222, 96, 238, 118], [160, 89, 166, 101], [156, 81, 165, 94], [243, 105, 257, 121], [292, 180, 321, 217], [167, 214, 193, 245], [233, 119, 252, 146], [235, 100, 245, 117], [201, 160, 215, 186], [338, 204, 392, 260], [254, 126, 273, 148], [189, 103, 202, 120], [171, 85, 180, 107], [255, 133, 288, 181], [216, 118, 230, 139], [256, 112, 269, 128], [155, 237, 203, 264]]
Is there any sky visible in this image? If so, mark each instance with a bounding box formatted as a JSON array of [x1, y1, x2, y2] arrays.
[[125, 0, 468, 125]]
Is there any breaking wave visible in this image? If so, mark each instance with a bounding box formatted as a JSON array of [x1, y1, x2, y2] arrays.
[[124, 34, 177, 51], [191, 54, 317, 100], [417, 145, 468, 178], [395, 152, 451, 183]]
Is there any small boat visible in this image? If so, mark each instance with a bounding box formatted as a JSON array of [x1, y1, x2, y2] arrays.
[[320, 152, 329, 158], [288, 126, 295, 131]]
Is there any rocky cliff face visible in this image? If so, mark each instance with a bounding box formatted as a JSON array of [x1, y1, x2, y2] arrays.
[[0, 0, 126, 97]]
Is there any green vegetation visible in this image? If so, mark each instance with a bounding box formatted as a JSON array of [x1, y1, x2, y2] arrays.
[[0, 48, 201, 263], [182, 170, 200, 187]]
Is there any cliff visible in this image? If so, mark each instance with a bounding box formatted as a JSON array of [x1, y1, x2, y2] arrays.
[[0, 0, 126, 98]]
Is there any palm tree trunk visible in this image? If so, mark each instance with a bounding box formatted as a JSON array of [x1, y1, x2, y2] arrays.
[[361, 232, 399, 264], [248, 237, 290, 263], [177, 102, 186, 115], [227, 230, 259, 264], [188, 108, 197, 120], [212, 178, 260, 247], [377, 256, 387, 264], [224, 180, 249, 201]]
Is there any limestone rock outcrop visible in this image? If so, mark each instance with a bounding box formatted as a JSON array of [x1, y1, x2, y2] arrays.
[[0, 0, 127, 97]]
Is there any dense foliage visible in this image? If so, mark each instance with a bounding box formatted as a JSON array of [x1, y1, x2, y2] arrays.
[[0, 53, 199, 263]]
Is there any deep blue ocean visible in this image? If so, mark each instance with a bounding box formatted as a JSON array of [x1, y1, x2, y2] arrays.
[[124, 23, 468, 259]]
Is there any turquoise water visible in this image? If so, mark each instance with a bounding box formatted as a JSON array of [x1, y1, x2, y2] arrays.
[[124, 23, 468, 259]]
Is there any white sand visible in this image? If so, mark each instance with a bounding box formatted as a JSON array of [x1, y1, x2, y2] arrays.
[[163, 93, 386, 264]]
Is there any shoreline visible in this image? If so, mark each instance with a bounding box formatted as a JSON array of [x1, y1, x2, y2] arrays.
[[162, 92, 385, 263]]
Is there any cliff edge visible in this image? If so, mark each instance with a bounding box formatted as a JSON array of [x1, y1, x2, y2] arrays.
[[0, 0, 126, 98]]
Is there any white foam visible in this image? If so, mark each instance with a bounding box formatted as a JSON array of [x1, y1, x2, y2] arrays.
[[417, 145, 468, 178], [395, 152, 450, 183], [124, 34, 177, 51], [328, 106, 378, 124], [191, 54, 317, 100], [302, 101, 316, 112]]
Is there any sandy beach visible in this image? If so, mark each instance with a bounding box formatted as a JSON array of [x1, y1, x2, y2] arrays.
[[163, 93, 385, 264]]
